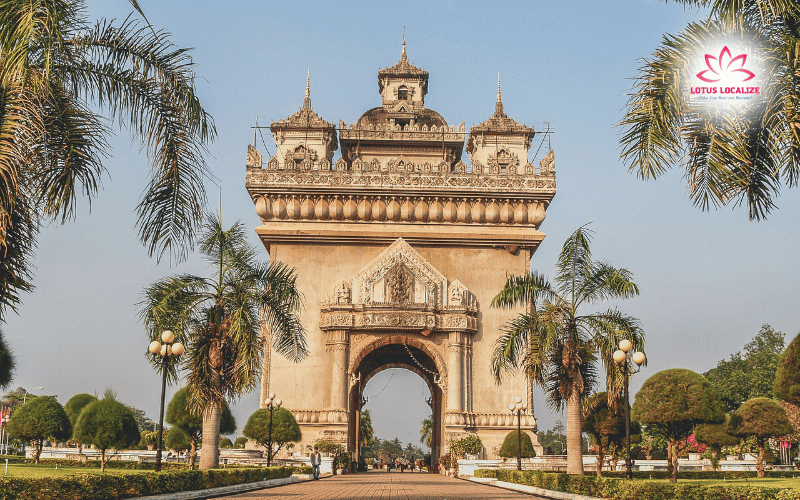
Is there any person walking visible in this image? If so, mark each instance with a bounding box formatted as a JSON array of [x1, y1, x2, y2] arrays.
[[310, 447, 321, 480]]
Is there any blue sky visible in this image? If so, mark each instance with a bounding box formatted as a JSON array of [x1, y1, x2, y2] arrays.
[[5, 0, 799, 446]]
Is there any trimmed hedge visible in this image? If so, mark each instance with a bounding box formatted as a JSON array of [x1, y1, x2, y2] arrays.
[[1, 457, 188, 470], [474, 469, 800, 500], [0, 466, 297, 500], [597, 470, 799, 480]]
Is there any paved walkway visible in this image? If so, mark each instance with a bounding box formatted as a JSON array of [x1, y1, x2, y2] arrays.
[[220, 470, 538, 499]]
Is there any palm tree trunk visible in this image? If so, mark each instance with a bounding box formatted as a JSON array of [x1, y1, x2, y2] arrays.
[[565, 391, 584, 474], [199, 401, 222, 469]]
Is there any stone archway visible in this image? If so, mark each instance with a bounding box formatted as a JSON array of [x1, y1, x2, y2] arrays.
[[347, 338, 445, 465]]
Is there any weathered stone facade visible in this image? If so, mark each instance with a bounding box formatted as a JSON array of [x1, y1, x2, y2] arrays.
[[245, 41, 555, 462]]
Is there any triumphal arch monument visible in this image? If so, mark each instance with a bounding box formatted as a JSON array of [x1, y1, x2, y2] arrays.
[[244, 42, 556, 462]]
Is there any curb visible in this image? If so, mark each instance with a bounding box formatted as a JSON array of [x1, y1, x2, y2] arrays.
[[466, 476, 604, 500], [139, 475, 309, 500]]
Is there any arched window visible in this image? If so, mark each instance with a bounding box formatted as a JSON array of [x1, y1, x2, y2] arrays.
[[397, 85, 409, 100]]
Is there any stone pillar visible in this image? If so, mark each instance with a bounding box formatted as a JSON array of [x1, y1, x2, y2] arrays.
[[327, 329, 349, 410], [447, 331, 464, 412]]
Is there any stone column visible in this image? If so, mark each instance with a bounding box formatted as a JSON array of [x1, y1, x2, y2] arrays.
[[447, 331, 464, 412], [327, 329, 349, 410]]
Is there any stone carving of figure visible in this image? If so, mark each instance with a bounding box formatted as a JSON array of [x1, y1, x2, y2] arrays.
[[246, 144, 262, 169], [334, 282, 351, 304], [450, 286, 464, 306]]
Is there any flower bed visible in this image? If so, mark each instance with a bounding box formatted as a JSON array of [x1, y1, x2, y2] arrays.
[[0, 465, 301, 500], [474, 469, 800, 500]]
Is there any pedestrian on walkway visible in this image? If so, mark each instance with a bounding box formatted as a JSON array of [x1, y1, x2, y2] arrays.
[[311, 447, 321, 480]]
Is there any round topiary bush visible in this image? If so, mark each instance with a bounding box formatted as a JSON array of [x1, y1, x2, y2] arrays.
[[498, 430, 535, 458], [219, 437, 233, 448], [234, 437, 248, 448]]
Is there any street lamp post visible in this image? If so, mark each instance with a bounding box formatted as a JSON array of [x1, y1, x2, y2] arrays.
[[148, 330, 185, 472], [22, 387, 43, 404], [264, 392, 282, 467], [508, 396, 527, 471], [612, 339, 646, 480]]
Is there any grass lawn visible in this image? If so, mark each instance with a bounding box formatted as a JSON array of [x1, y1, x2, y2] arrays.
[[644, 477, 800, 490], [0, 464, 153, 478]]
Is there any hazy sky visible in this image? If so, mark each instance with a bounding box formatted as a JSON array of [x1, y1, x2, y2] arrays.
[[5, 1, 799, 445]]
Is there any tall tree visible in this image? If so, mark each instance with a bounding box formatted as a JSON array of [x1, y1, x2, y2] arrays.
[[631, 368, 726, 483], [774, 331, 800, 406], [728, 397, 793, 477], [140, 214, 306, 469], [73, 397, 140, 471], [704, 324, 785, 411], [491, 225, 644, 474], [420, 416, 432, 449], [64, 393, 96, 453], [165, 387, 235, 469], [618, 1, 800, 220], [6, 396, 70, 463], [0, 328, 13, 389], [0, 0, 216, 323], [359, 409, 374, 450], [243, 407, 301, 462], [582, 391, 630, 477]]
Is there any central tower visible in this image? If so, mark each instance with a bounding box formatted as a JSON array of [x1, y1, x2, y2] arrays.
[[245, 42, 556, 463]]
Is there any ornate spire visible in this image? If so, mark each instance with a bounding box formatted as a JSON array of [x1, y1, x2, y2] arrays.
[[494, 72, 505, 118], [302, 68, 311, 109], [401, 33, 407, 62]]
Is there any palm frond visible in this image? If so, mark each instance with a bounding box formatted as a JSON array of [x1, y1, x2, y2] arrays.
[[575, 262, 640, 307], [491, 270, 555, 310]]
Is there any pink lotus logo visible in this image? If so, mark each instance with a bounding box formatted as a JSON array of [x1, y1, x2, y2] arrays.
[[697, 46, 755, 83]]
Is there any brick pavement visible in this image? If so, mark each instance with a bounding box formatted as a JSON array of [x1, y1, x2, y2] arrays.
[[220, 470, 539, 499]]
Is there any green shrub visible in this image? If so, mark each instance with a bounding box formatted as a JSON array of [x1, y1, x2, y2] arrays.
[[498, 430, 536, 458], [473, 469, 800, 500], [234, 437, 248, 448], [220, 437, 233, 448], [0, 466, 296, 500]]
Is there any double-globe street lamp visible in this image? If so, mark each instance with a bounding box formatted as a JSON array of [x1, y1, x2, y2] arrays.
[[148, 330, 185, 472], [508, 396, 528, 471], [612, 339, 646, 480], [265, 392, 282, 467]]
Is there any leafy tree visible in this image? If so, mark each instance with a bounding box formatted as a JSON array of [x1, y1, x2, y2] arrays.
[[141, 214, 306, 469], [0, 0, 217, 325], [64, 393, 96, 453], [420, 416, 433, 449], [537, 426, 567, 455], [165, 387, 235, 469], [6, 396, 70, 463], [360, 409, 374, 450], [498, 430, 536, 459], [582, 391, 630, 477], [125, 405, 156, 433], [694, 416, 740, 470], [774, 331, 800, 406], [219, 437, 233, 448], [728, 397, 792, 477], [243, 407, 301, 462], [0, 329, 13, 389], [165, 426, 190, 453], [491, 225, 644, 474], [73, 398, 140, 471], [637, 426, 668, 460], [449, 435, 482, 458], [234, 437, 248, 448], [618, 1, 800, 221], [631, 368, 726, 482], [704, 325, 785, 411]]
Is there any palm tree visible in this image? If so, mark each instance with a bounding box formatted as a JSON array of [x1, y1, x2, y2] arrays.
[[420, 416, 432, 449], [619, 1, 800, 221], [491, 225, 645, 474], [0, 0, 215, 322], [140, 213, 307, 469], [359, 409, 374, 450]]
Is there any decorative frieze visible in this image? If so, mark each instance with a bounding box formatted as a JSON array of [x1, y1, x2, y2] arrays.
[[290, 409, 349, 424], [252, 193, 548, 227], [444, 411, 537, 429]]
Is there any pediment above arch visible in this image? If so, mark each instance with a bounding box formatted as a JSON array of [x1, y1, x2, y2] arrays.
[[321, 238, 477, 333]]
